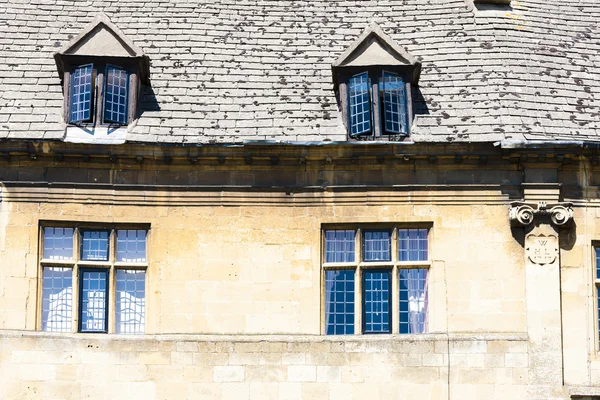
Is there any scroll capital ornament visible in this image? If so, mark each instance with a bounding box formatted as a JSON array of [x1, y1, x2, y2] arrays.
[[509, 201, 573, 228]]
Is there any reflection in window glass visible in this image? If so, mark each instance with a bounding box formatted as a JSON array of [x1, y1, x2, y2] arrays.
[[325, 270, 355, 335], [43, 227, 74, 260], [399, 269, 428, 334], [116, 270, 145, 334], [42, 267, 72, 332], [80, 230, 110, 261], [79, 269, 108, 332], [117, 230, 147, 263]]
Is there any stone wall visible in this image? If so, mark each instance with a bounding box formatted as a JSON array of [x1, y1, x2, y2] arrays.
[[0, 332, 529, 400]]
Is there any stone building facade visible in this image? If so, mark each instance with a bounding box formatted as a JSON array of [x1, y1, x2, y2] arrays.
[[1, 1, 600, 399]]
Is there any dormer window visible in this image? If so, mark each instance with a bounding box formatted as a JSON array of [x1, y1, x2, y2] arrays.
[[347, 70, 409, 137], [54, 14, 149, 143], [68, 63, 130, 126], [333, 23, 421, 140]]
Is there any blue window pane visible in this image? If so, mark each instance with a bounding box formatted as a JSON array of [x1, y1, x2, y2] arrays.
[[399, 269, 429, 334], [42, 267, 72, 332], [117, 230, 147, 263], [43, 227, 74, 260], [116, 270, 146, 334], [325, 270, 355, 335], [348, 72, 371, 136], [103, 66, 129, 124], [363, 230, 391, 262], [399, 229, 429, 262], [80, 230, 110, 261], [79, 269, 108, 333], [381, 71, 408, 134], [70, 64, 93, 123], [325, 230, 355, 263], [363, 270, 391, 333]]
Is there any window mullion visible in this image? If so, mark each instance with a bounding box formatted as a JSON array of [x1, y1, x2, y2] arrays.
[[371, 72, 381, 137]]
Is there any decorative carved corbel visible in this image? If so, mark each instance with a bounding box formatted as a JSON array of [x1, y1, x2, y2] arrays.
[[509, 201, 573, 228]]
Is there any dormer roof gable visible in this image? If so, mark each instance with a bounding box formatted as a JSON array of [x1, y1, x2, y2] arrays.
[[54, 14, 150, 83], [332, 22, 421, 85]]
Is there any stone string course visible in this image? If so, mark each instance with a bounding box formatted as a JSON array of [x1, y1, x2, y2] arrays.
[[0, 0, 599, 144]]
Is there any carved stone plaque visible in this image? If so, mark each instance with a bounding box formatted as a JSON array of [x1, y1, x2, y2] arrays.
[[525, 234, 559, 265]]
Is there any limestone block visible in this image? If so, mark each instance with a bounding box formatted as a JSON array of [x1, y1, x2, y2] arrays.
[[287, 366, 316, 382], [213, 366, 245, 382]]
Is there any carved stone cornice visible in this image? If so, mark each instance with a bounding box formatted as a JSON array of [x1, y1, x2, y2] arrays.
[[509, 201, 573, 228]]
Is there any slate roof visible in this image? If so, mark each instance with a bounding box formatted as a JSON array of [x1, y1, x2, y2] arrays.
[[0, 0, 599, 145]]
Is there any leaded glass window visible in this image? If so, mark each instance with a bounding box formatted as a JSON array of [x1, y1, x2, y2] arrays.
[[116, 270, 146, 334], [70, 64, 94, 123], [348, 72, 372, 136], [117, 230, 147, 263], [363, 230, 391, 262], [322, 225, 430, 335], [325, 270, 355, 335], [39, 225, 149, 334], [363, 270, 391, 333], [399, 269, 428, 334], [381, 71, 408, 134], [325, 230, 355, 263], [43, 227, 74, 260], [103, 66, 129, 124], [399, 229, 428, 262], [79, 269, 109, 333], [80, 230, 110, 261]]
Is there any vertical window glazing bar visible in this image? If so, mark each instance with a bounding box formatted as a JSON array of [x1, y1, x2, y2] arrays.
[[325, 270, 355, 335], [362, 270, 391, 333], [70, 64, 94, 123], [399, 268, 429, 334], [348, 72, 372, 136]]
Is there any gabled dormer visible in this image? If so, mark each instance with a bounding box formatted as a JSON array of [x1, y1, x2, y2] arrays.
[[332, 22, 421, 139], [54, 14, 150, 143]]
